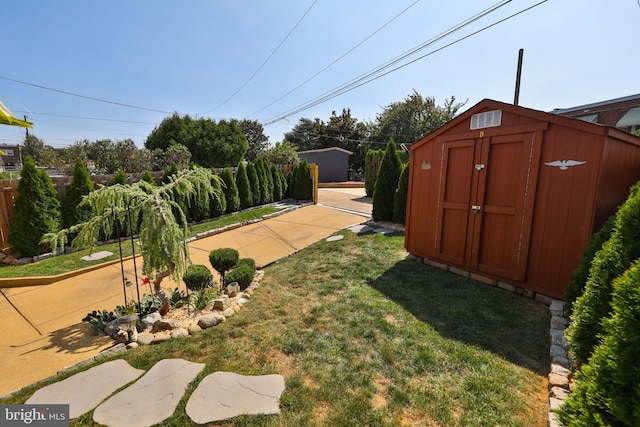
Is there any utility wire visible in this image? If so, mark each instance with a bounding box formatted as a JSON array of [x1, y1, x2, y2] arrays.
[[0, 75, 173, 114], [202, 0, 318, 114], [247, 0, 421, 118], [13, 110, 160, 125], [263, 0, 521, 125]]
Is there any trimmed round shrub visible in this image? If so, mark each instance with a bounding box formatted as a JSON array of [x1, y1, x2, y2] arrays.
[[182, 264, 214, 291], [236, 257, 256, 271], [372, 140, 402, 221], [225, 265, 254, 290], [209, 247, 240, 286], [220, 168, 240, 213]]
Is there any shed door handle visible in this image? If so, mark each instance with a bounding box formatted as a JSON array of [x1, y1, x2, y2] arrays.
[[471, 205, 481, 214]]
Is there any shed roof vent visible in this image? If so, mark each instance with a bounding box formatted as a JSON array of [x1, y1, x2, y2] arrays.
[[470, 110, 502, 130]]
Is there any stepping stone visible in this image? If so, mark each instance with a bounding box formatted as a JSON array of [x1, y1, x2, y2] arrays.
[[80, 251, 113, 261], [348, 224, 373, 234], [93, 359, 205, 427], [186, 372, 285, 424], [373, 228, 393, 235], [326, 235, 344, 242], [26, 359, 144, 419]]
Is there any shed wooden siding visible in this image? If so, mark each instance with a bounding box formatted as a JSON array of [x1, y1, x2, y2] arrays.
[[405, 99, 640, 299]]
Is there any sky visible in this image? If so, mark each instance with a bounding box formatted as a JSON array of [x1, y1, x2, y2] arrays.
[[1, 0, 639, 150]]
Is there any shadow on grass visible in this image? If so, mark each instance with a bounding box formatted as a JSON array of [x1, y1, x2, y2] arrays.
[[367, 259, 550, 375]]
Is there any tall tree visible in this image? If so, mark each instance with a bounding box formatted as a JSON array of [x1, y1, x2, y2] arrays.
[[372, 91, 466, 145], [263, 141, 299, 165], [372, 140, 402, 221], [235, 162, 253, 210], [220, 168, 240, 213], [284, 118, 324, 151], [237, 119, 269, 162], [62, 159, 95, 229], [22, 134, 60, 167], [9, 156, 60, 256]]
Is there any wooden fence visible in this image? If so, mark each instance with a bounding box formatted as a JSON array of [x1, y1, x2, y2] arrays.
[[0, 164, 318, 250]]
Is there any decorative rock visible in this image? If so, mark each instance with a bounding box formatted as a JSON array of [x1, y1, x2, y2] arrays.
[[213, 296, 229, 310], [151, 334, 172, 344], [188, 325, 203, 335], [223, 307, 235, 318], [186, 372, 285, 424], [550, 344, 566, 358], [551, 315, 568, 329], [225, 283, 240, 297], [326, 234, 344, 242], [26, 360, 145, 419], [141, 312, 162, 330], [137, 333, 154, 346], [254, 270, 265, 281], [1, 254, 17, 265], [95, 343, 127, 360], [126, 342, 139, 350], [14, 257, 34, 266], [348, 224, 373, 234], [94, 359, 205, 427], [236, 297, 248, 306], [548, 411, 562, 427], [152, 318, 181, 332], [552, 356, 570, 368], [80, 251, 113, 261], [198, 317, 218, 329], [551, 363, 570, 377], [549, 372, 570, 389], [171, 329, 189, 339], [232, 304, 241, 314], [550, 386, 570, 400], [550, 329, 567, 347], [549, 397, 564, 412]]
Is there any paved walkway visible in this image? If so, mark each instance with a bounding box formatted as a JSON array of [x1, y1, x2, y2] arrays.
[[0, 202, 368, 396]]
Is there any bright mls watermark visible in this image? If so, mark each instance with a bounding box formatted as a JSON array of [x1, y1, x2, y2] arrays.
[[1, 405, 69, 426]]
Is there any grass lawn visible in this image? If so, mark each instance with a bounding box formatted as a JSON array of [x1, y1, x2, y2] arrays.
[[2, 230, 550, 426], [0, 206, 281, 278]]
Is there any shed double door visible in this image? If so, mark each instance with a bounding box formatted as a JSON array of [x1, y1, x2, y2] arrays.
[[434, 131, 540, 281]]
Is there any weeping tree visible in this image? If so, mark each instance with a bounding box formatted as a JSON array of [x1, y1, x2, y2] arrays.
[[41, 167, 221, 315]]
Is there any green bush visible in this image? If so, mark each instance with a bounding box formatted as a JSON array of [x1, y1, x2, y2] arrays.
[[109, 168, 128, 186], [566, 182, 640, 365], [235, 162, 253, 210], [372, 140, 402, 221], [271, 166, 284, 201], [225, 264, 255, 290], [293, 160, 312, 201], [286, 167, 297, 199], [182, 264, 214, 291], [559, 259, 640, 426], [393, 163, 409, 224], [255, 158, 271, 205], [209, 171, 227, 218], [264, 160, 275, 203], [9, 156, 61, 257], [161, 163, 179, 184], [236, 257, 256, 272], [220, 168, 240, 213], [564, 216, 615, 316], [209, 247, 240, 286], [141, 170, 157, 186], [246, 162, 261, 206], [62, 159, 95, 229], [365, 149, 384, 197]]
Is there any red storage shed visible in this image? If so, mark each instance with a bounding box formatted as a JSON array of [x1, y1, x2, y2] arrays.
[[404, 99, 640, 299]]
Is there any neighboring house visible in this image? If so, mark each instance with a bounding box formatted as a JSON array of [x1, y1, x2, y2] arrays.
[[552, 93, 640, 134], [0, 144, 23, 172], [298, 147, 352, 183]]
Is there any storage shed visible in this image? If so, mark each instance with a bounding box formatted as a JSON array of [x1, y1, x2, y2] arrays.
[[298, 147, 352, 182], [405, 99, 640, 299]]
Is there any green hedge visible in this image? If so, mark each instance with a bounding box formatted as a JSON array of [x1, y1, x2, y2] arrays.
[[183, 264, 214, 291], [372, 141, 401, 221]]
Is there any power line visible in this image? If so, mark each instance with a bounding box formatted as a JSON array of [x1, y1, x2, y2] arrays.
[[202, 0, 318, 114], [13, 110, 160, 125], [0, 75, 173, 114], [264, 0, 549, 126], [247, 0, 421, 118], [262, 0, 522, 125]]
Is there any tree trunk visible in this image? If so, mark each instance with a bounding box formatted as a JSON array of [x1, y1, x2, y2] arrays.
[[154, 271, 172, 315]]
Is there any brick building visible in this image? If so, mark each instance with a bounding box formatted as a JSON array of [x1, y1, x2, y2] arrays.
[[552, 93, 640, 134]]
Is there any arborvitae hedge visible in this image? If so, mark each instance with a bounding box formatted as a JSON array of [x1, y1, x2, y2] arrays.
[[220, 168, 240, 213], [372, 141, 401, 221], [393, 163, 409, 224], [263, 159, 274, 203], [255, 159, 270, 205], [141, 170, 156, 186], [564, 216, 615, 316], [286, 167, 297, 199], [271, 166, 283, 201], [566, 182, 640, 365], [62, 159, 95, 229], [559, 258, 640, 426], [293, 160, 312, 201], [246, 162, 261, 206], [365, 149, 384, 197], [235, 162, 253, 210], [9, 156, 61, 256]]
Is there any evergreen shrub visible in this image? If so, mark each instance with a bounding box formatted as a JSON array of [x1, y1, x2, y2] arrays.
[[271, 166, 283, 201], [567, 182, 640, 365], [62, 159, 95, 229], [235, 163, 253, 210], [9, 156, 61, 257], [208, 171, 227, 218], [393, 163, 409, 224], [209, 247, 240, 286], [365, 149, 384, 197], [220, 168, 240, 213], [109, 168, 128, 186], [226, 264, 254, 290], [246, 162, 261, 206], [182, 264, 214, 291], [293, 160, 312, 200], [372, 140, 402, 221]]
